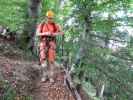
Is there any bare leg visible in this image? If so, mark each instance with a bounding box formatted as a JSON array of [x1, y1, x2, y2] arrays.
[[48, 62, 55, 83], [48, 41, 56, 83]]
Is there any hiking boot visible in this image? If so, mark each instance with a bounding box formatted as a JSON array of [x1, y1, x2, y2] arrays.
[[41, 73, 48, 82], [41, 76, 48, 82], [49, 78, 54, 83], [41, 61, 47, 68]]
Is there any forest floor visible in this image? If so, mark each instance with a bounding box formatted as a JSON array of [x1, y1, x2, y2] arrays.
[[0, 37, 78, 100]]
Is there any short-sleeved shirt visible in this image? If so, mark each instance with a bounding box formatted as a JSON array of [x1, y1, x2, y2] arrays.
[[37, 22, 61, 36]]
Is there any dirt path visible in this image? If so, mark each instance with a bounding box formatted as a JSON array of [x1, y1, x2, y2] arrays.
[[0, 55, 76, 100], [33, 81, 75, 100]]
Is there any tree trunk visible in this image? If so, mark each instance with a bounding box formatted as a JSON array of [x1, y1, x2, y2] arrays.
[[99, 84, 105, 98], [74, 13, 92, 66], [20, 0, 42, 49]]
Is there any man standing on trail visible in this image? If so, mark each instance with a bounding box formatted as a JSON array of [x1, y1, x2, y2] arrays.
[[36, 10, 64, 82]]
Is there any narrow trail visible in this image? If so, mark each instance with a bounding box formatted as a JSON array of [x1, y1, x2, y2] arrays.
[[0, 38, 76, 100], [0, 56, 75, 100], [33, 75, 75, 100]]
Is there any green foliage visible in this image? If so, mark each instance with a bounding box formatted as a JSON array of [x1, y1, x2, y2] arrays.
[[0, 0, 26, 31], [0, 80, 16, 100], [65, 0, 133, 100], [0, 80, 32, 100]]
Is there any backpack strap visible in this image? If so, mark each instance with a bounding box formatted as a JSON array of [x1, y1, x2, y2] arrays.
[[45, 22, 57, 32], [52, 22, 57, 32], [40, 22, 57, 33], [40, 22, 45, 33]]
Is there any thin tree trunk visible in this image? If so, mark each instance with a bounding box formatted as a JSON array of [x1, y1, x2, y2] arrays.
[[21, 0, 42, 49], [74, 14, 92, 66], [99, 84, 105, 98]]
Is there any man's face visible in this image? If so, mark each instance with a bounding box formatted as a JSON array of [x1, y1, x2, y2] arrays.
[[47, 17, 54, 23]]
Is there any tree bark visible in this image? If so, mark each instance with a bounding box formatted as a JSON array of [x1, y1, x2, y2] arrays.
[[21, 0, 42, 49]]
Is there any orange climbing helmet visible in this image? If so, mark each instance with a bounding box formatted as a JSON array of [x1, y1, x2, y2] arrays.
[[46, 10, 54, 18]]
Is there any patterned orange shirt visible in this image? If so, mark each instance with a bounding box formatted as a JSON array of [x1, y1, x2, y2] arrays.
[[37, 22, 61, 36]]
